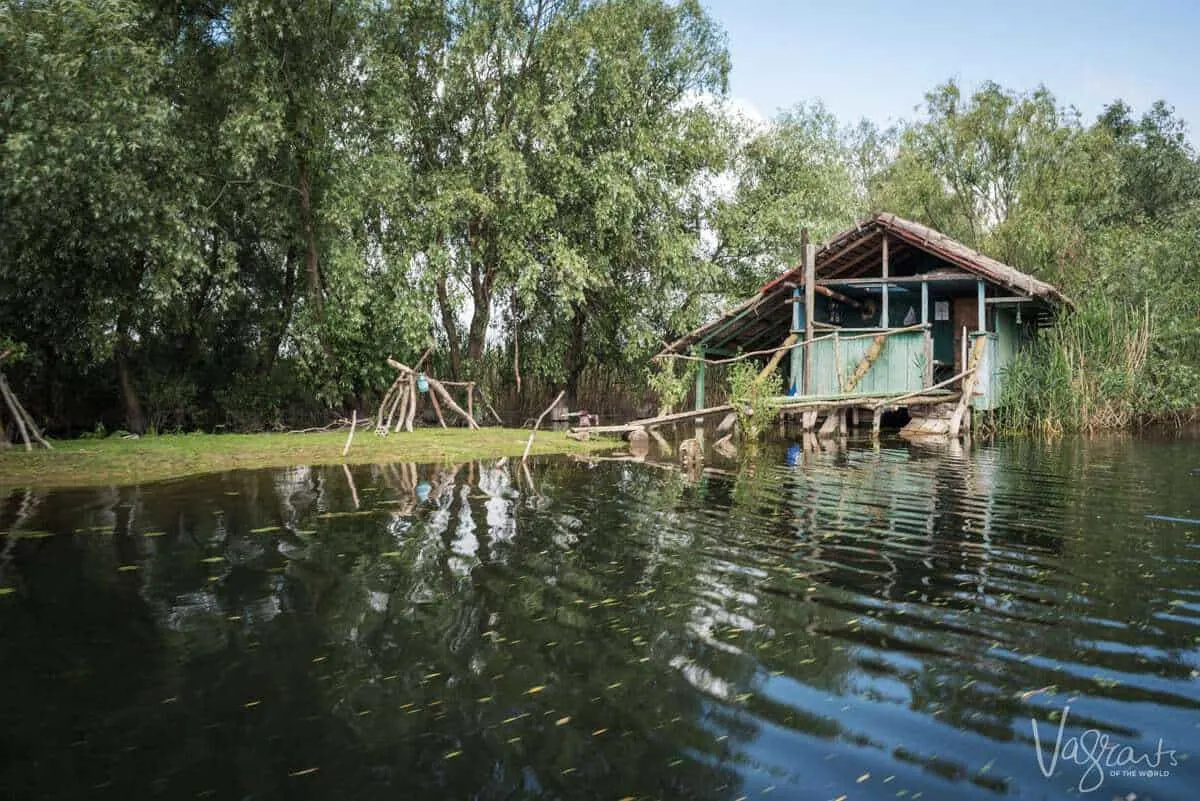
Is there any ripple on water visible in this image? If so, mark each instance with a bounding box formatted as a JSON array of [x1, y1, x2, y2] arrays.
[[0, 437, 1197, 800]]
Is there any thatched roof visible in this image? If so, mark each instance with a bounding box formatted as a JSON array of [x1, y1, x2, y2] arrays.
[[659, 213, 1072, 357]]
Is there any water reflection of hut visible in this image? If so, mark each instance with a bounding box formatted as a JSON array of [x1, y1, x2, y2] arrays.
[[658, 214, 1073, 437]]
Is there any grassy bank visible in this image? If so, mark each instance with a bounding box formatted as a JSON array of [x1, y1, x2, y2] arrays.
[[0, 428, 610, 489]]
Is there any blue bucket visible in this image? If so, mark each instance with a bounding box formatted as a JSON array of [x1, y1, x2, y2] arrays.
[[416, 374, 429, 394]]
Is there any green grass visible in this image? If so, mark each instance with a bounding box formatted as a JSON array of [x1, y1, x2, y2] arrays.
[[0, 428, 610, 489]]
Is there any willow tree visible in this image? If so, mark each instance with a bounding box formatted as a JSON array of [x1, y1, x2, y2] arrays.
[[0, 0, 199, 433]]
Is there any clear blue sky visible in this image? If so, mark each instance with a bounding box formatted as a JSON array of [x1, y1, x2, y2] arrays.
[[701, 0, 1200, 133]]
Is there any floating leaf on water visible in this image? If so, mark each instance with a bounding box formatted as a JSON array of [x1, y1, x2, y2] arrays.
[[857, 772, 870, 783], [380, 551, 401, 558], [606, 682, 622, 690], [444, 750, 462, 760], [524, 685, 546, 695], [311, 656, 327, 664], [555, 716, 570, 726], [249, 526, 282, 534], [244, 700, 261, 708], [200, 556, 225, 564], [592, 728, 607, 736], [560, 768, 576, 776], [288, 768, 318, 777], [143, 531, 166, 537], [118, 565, 139, 572], [506, 736, 521, 744], [0, 587, 15, 596]]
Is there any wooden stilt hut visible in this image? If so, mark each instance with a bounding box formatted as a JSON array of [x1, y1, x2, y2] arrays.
[[650, 213, 1072, 438]]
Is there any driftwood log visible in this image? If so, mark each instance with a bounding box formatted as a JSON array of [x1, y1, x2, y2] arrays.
[[0, 372, 51, 450], [523, 390, 565, 463], [377, 358, 481, 431]]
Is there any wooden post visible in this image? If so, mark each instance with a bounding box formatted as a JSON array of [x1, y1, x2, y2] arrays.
[[977, 280, 986, 332], [871, 407, 882, 439], [342, 410, 357, 456], [694, 347, 706, 412], [880, 234, 890, 329], [467, 384, 474, 421], [833, 331, 843, 390], [950, 336, 988, 438], [803, 232, 815, 395], [790, 286, 803, 394], [921, 281, 932, 386]]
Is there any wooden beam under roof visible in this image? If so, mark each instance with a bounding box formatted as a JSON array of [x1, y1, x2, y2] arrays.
[[820, 272, 975, 287]]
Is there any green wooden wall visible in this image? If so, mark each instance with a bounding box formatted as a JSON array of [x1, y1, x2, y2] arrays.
[[804, 330, 927, 396]]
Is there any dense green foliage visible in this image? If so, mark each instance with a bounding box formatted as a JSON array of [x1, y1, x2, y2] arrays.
[[1, 0, 732, 433], [1, 2, 1196, 436]]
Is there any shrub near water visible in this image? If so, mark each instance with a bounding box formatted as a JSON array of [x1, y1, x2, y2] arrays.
[[727, 361, 782, 441]]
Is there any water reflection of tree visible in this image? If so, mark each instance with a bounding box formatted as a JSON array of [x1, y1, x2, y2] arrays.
[[3, 438, 1199, 799]]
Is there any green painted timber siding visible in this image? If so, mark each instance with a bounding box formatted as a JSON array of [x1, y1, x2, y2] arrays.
[[972, 309, 1020, 411], [803, 329, 927, 396]]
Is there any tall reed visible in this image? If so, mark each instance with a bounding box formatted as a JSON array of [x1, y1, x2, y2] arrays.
[[999, 298, 1153, 434]]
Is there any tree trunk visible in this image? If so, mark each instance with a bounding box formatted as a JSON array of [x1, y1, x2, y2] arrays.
[[259, 246, 298, 377], [563, 304, 588, 407], [115, 311, 146, 435], [298, 155, 334, 361], [466, 295, 490, 364], [465, 223, 496, 368], [435, 275, 463, 380]]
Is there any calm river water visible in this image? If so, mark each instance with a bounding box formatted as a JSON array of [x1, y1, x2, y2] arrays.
[[1, 436, 1198, 800]]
